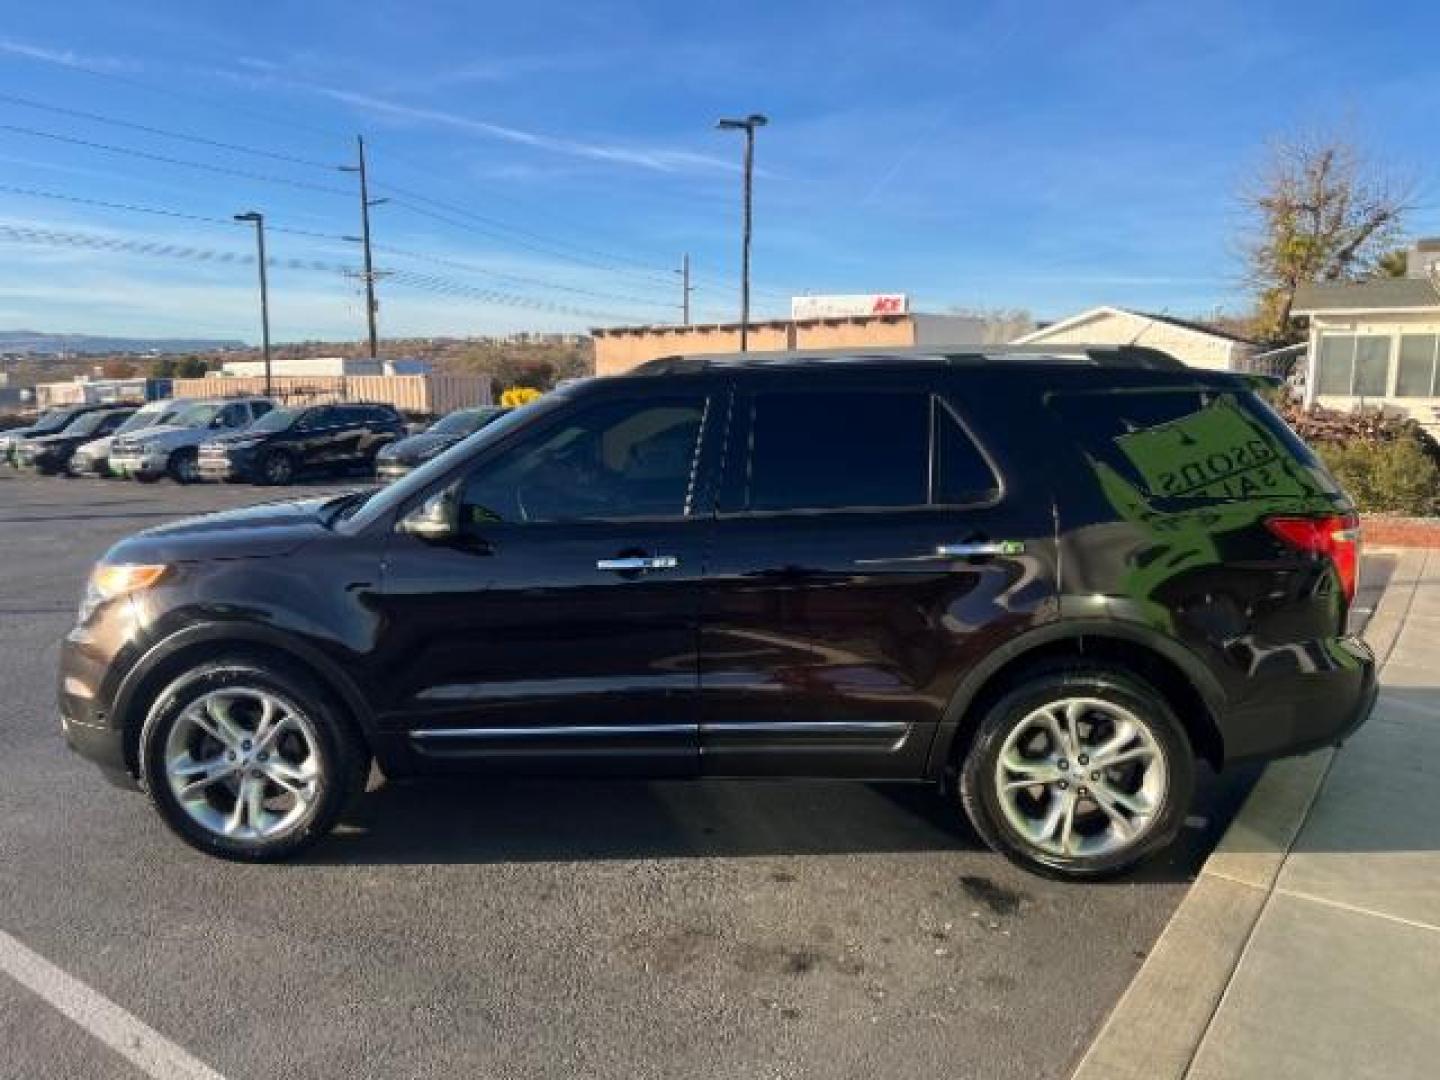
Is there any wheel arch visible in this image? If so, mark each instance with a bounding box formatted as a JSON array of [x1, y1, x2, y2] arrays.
[[114, 623, 376, 776], [926, 621, 1227, 782]]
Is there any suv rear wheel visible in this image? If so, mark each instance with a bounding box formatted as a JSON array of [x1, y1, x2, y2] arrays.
[[958, 665, 1193, 880], [138, 658, 367, 861]]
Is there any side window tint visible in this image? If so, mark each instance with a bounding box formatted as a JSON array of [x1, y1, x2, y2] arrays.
[[250, 401, 273, 419], [746, 391, 928, 511], [459, 397, 705, 524], [219, 403, 247, 427], [1047, 390, 1337, 502], [934, 401, 1000, 504]]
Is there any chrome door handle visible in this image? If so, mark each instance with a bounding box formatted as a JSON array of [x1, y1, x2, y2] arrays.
[[936, 541, 1024, 558], [596, 555, 680, 572]]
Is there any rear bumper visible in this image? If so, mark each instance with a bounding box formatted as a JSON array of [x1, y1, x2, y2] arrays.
[[1218, 634, 1377, 764]]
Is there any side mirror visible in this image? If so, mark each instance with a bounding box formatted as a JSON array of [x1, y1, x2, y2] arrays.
[[397, 487, 458, 542]]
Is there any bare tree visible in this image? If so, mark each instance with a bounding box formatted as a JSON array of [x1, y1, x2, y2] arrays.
[[1242, 135, 1409, 344]]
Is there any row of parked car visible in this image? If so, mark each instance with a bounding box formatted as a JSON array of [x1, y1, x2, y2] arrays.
[[0, 395, 509, 485]]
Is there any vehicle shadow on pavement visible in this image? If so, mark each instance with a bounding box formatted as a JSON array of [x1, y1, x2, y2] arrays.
[[302, 772, 1239, 883], [310, 778, 977, 864]]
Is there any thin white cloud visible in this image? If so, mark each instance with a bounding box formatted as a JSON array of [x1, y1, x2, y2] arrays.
[[0, 36, 139, 73], [300, 82, 738, 175]]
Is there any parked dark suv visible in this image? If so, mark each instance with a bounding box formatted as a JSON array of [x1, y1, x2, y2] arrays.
[[198, 402, 405, 484], [58, 347, 1376, 877], [16, 405, 137, 474]]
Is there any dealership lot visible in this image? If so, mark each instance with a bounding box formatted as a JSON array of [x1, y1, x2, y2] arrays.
[[0, 472, 1267, 1080]]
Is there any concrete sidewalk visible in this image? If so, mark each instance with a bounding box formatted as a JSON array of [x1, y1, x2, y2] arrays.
[[1075, 548, 1440, 1080]]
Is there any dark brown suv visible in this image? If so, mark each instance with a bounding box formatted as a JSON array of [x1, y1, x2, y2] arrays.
[[59, 346, 1376, 878]]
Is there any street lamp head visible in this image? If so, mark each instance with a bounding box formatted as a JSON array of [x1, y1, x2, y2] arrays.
[[234, 211, 262, 223], [716, 114, 769, 131]]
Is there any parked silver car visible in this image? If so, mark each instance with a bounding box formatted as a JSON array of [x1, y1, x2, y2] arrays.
[[109, 397, 273, 483], [68, 398, 195, 478]]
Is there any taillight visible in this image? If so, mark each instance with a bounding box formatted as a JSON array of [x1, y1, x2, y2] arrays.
[[1264, 512, 1361, 603]]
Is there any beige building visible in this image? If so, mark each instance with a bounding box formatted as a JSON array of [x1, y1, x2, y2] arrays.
[[1015, 306, 1256, 371], [1292, 244, 1440, 435], [169, 373, 491, 415], [591, 312, 1029, 376]]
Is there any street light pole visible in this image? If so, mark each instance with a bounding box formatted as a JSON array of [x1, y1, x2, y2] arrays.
[[716, 113, 767, 351], [234, 211, 272, 396]]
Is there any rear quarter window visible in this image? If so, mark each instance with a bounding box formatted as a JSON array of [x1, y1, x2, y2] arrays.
[[1047, 388, 1337, 503]]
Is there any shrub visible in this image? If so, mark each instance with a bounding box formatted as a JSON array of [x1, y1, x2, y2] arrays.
[[1315, 434, 1440, 516]]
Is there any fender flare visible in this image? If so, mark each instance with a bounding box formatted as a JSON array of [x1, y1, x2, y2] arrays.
[[112, 621, 377, 758], [923, 617, 1229, 779]]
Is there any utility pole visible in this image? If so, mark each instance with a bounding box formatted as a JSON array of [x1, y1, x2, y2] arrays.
[[716, 114, 767, 351], [679, 253, 694, 325], [234, 211, 272, 396], [341, 135, 386, 359]]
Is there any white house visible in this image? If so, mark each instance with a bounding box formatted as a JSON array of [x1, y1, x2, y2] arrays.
[[1291, 241, 1440, 435], [1016, 306, 1256, 371]]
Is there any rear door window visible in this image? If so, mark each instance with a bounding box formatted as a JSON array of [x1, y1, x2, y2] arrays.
[[745, 390, 929, 511], [731, 388, 999, 512], [1047, 388, 1338, 502]]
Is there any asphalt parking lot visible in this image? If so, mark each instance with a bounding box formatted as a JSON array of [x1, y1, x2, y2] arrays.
[[0, 471, 1267, 1080]]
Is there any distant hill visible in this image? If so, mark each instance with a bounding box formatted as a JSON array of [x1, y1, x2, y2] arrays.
[[0, 330, 245, 356]]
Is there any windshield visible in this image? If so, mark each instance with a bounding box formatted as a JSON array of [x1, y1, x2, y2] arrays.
[[171, 402, 223, 427], [33, 409, 77, 434], [115, 405, 176, 435], [344, 394, 560, 533], [64, 410, 119, 436], [429, 409, 488, 436], [246, 408, 296, 433]]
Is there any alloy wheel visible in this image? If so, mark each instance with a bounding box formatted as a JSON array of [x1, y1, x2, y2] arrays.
[[162, 688, 324, 841], [993, 697, 1167, 859]]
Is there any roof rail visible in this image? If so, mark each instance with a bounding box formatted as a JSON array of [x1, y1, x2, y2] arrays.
[[629, 343, 1185, 376]]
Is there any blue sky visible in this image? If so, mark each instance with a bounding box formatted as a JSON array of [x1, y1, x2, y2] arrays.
[[0, 0, 1437, 343]]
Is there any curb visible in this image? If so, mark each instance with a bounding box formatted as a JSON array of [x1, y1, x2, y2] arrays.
[[1070, 551, 1424, 1080]]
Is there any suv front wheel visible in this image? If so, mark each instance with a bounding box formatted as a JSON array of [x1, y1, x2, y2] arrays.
[[958, 665, 1194, 880], [138, 658, 367, 861]]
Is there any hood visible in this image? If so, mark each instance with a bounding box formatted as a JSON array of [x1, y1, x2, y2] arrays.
[[108, 495, 343, 563], [380, 431, 462, 464], [113, 423, 203, 449], [25, 432, 86, 450]]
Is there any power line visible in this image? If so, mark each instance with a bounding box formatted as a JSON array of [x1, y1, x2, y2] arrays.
[[0, 73, 798, 303], [381, 192, 679, 288], [0, 123, 353, 196], [0, 181, 672, 312], [374, 243, 672, 310], [0, 92, 339, 170], [0, 183, 350, 242], [0, 222, 648, 323]]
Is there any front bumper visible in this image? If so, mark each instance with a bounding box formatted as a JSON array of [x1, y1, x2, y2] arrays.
[[375, 460, 413, 482], [199, 449, 257, 482], [69, 452, 109, 477], [58, 629, 138, 787], [109, 452, 167, 479]]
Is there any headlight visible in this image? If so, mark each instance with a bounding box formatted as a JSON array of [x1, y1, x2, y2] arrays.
[[79, 563, 168, 622]]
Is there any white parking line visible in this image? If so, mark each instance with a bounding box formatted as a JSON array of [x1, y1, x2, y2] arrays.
[[0, 930, 228, 1080]]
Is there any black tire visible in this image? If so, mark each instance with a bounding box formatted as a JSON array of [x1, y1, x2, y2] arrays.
[[258, 449, 294, 485], [167, 448, 199, 484], [957, 664, 1194, 881], [138, 657, 368, 862]]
